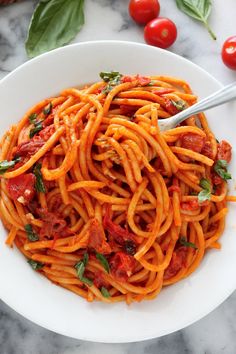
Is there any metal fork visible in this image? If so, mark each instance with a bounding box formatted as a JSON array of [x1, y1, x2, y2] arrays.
[[158, 82, 236, 131]]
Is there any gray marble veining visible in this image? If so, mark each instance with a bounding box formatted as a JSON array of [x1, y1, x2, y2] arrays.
[[0, 0, 236, 353]]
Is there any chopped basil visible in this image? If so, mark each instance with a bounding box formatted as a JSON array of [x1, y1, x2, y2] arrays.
[[170, 99, 186, 111], [28, 113, 38, 123], [33, 163, 46, 193], [198, 177, 211, 202], [101, 286, 111, 298], [179, 236, 198, 249], [29, 120, 43, 139], [214, 159, 232, 181], [24, 224, 39, 242], [0, 157, 20, 174], [43, 102, 53, 116], [75, 259, 93, 286], [200, 178, 211, 190], [100, 71, 122, 94], [100, 71, 121, 82], [28, 259, 44, 270], [83, 252, 89, 266], [96, 252, 110, 273]]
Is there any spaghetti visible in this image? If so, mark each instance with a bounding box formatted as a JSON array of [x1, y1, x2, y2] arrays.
[[0, 72, 234, 304]]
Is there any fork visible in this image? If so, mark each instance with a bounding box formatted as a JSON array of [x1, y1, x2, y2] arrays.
[[158, 82, 236, 131]]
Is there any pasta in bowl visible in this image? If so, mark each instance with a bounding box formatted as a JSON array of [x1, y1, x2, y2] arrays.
[[0, 71, 234, 304]]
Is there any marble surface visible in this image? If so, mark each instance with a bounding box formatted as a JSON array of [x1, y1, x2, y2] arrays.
[[0, 0, 236, 353]]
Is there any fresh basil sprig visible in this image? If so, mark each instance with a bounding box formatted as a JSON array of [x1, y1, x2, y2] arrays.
[[28, 259, 44, 270], [25, 0, 85, 58], [33, 163, 46, 193], [214, 160, 231, 181], [24, 224, 39, 242], [198, 177, 211, 202], [96, 252, 110, 273], [75, 253, 93, 286], [179, 236, 198, 249], [100, 71, 122, 94], [176, 0, 216, 40]]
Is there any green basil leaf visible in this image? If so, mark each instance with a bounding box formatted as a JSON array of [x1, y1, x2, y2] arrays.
[[214, 159, 232, 181], [100, 71, 121, 82], [24, 224, 39, 242], [33, 163, 46, 193], [75, 260, 93, 286], [28, 259, 44, 270], [100, 71, 122, 94], [29, 121, 43, 139], [25, 0, 85, 58], [179, 236, 198, 249], [83, 253, 89, 267], [176, 0, 216, 40], [0, 160, 16, 174], [43, 102, 53, 116], [198, 189, 211, 202], [199, 177, 211, 191], [101, 286, 111, 298], [198, 178, 211, 202], [29, 113, 38, 123], [96, 252, 110, 273], [170, 99, 186, 111]]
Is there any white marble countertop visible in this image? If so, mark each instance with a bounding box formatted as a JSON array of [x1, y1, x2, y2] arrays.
[[0, 0, 236, 353]]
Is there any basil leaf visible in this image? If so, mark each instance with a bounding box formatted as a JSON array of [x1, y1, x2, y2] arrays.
[[199, 177, 211, 190], [198, 177, 211, 202], [24, 224, 39, 242], [100, 71, 121, 82], [101, 286, 111, 298], [100, 71, 122, 94], [0, 160, 16, 174], [43, 102, 53, 116], [198, 189, 211, 202], [170, 99, 186, 111], [25, 0, 85, 58], [28, 259, 44, 270], [83, 253, 89, 267], [29, 121, 43, 139], [214, 159, 232, 181], [33, 163, 46, 193], [29, 113, 38, 123], [176, 0, 216, 40], [75, 260, 93, 286], [179, 236, 198, 249], [96, 253, 110, 273]]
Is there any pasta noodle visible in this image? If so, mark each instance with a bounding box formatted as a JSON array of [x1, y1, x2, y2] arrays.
[[0, 72, 234, 304]]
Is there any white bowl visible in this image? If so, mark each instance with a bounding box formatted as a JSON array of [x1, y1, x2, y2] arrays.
[[0, 41, 236, 343]]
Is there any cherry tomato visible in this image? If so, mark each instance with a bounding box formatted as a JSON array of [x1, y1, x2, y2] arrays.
[[144, 17, 177, 49], [221, 36, 236, 70], [7, 173, 36, 205], [129, 0, 160, 25], [217, 140, 232, 163]]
